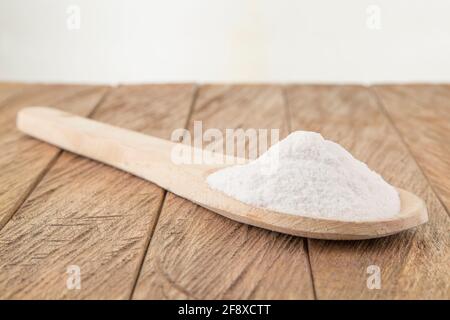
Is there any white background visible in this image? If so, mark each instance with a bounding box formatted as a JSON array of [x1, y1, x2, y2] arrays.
[[1, 0, 450, 84]]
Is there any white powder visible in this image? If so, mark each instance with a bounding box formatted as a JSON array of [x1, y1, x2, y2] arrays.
[[207, 131, 400, 221]]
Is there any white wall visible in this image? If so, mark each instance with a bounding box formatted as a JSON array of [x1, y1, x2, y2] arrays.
[[1, 0, 450, 84]]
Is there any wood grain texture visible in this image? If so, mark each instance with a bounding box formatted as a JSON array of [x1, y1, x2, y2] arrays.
[[0, 84, 109, 230], [374, 85, 450, 215], [0, 83, 29, 105], [0, 84, 196, 299], [133, 85, 315, 299], [285, 85, 450, 299]]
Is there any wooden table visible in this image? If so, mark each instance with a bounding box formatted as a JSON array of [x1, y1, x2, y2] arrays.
[[0, 83, 448, 299]]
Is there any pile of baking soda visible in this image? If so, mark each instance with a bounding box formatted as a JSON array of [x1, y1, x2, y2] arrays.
[[207, 131, 400, 221]]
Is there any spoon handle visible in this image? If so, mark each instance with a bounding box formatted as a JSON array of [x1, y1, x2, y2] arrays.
[[17, 106, 206, 192]]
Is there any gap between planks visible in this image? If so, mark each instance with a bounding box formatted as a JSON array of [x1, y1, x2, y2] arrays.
[[129, 85, 200, 299]]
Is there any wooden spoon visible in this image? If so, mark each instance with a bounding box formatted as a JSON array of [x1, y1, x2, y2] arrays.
[[16, 107, 428, 240]]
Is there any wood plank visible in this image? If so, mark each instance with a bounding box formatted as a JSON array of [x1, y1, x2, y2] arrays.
[[374, 85, 450, 215], [0, 84, 196, 299], [133, 85, 315, 299], [0, 83, 30, 105], [285, 85, 450, 299], [0, 84, 109, 229]]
